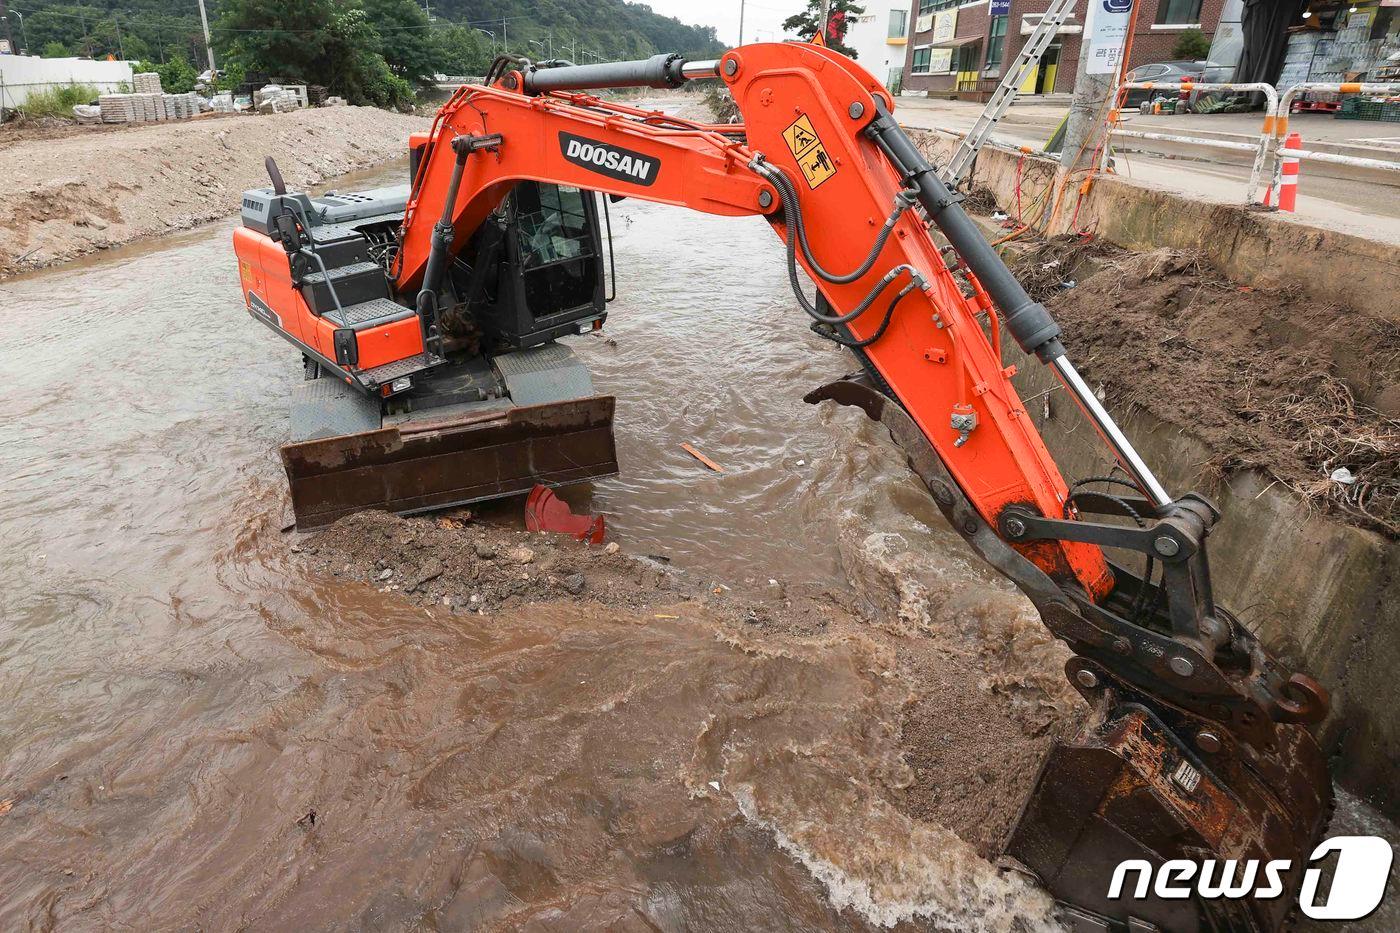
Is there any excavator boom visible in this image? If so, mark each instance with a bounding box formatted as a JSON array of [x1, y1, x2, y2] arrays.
[[235, 43, 1333, 931]]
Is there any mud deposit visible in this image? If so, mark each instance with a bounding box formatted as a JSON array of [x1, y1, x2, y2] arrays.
[[289, 510, 1073, 928], [1031, 246, 1400, 535]]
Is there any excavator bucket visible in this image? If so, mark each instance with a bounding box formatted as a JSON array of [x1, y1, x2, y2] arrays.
[[280, 395, 618, 529]]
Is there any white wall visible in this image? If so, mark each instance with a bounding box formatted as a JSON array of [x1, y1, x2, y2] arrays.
[[845, 2, 913, 89], [0, 56, 134, 109]]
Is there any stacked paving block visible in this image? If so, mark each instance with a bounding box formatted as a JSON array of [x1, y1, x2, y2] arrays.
[[96, 90, 204, 124], [133, 72, 164, 95], [98, 94, 137, 123]]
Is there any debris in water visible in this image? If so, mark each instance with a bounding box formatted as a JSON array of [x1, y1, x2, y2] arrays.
[[524, 484, 606, 544], [681, 442, 724, 473]]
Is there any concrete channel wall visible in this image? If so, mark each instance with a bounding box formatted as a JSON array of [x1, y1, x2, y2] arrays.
[[902, 129, 1400, 814], [1006, 349, 1399, 815]]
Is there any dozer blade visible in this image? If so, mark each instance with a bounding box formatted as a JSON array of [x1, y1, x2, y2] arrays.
[[280, 396, 618, 529], [804, 373, 1333, 932]]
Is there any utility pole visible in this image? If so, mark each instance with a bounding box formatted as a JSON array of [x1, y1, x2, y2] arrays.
[[738, 0, 745, 45], [114, 14, 125, 60], [502, 18, 508, 54], [1057, 0, 1134, 195], [818, 0, 831, 42], [196, 0, 217, 75]]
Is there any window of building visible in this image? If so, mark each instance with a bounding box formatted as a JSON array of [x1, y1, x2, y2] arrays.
[[911, 46, 932, 74], [889, 9, 908, 39], [984, 15, 1008, 70], [918, 0, 959, 14], [1155, 0, 1202, 25]]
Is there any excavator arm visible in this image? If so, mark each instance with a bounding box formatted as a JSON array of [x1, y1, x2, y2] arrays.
[[390, 44, 1330, 931]]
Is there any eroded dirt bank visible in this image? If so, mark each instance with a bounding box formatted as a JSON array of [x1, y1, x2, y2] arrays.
[[1006, 238, 1400, 538], [0, 106, 429, 278]]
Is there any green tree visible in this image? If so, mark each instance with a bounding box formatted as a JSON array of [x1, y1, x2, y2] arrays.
[[316, 5, 415, 108], [361, 0, 438, 87], [217, 0, 337, 84], [783, 0, 866, 58], [1172, 28, 1212, 61], [136, 55, 198, 92], [41, 40, 69, 57], [433, 24, 490, 76]]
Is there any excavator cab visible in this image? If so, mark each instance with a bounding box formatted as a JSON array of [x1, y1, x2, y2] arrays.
[[233, 170, 619, 528]]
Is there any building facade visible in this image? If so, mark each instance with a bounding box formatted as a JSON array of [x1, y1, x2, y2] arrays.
[[900, 0, 1226, 98], [844, 1, 916, 91]]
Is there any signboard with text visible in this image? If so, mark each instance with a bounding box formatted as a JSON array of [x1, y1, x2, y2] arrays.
[[930, 48, 954, 73], [990, 0, 1011, 15], [1083, 0, 1135, 75]]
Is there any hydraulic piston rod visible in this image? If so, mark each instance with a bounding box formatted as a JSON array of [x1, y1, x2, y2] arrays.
[[864, 99, 1173, 509], [522, 54, 720, 94]]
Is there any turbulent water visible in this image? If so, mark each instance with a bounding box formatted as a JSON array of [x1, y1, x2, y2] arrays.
[[1, 152, 1394, 931]]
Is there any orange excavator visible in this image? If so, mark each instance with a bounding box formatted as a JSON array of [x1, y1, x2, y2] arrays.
[[233, 42, 1332, 931]]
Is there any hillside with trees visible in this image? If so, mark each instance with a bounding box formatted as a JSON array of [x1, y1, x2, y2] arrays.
[[8, 0, 727, 107]]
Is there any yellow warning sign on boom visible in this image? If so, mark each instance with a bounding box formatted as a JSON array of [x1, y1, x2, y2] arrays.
[[782, 113, 837, 190]]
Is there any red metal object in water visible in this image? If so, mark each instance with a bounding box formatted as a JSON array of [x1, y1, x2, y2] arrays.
[[524, 484, 606, 544]]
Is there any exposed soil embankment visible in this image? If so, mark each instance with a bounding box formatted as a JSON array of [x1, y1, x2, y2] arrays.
[[1011, 241, 1400, 536], [0, 106, 430, 278]]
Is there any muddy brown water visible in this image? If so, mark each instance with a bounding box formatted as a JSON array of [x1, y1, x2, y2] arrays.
[[2, 155, 1395, 931]]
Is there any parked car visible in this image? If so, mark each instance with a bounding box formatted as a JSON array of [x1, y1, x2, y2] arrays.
[[1122, 60, 1207, 106]]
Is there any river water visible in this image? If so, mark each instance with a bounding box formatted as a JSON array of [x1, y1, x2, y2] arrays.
[[1, 155, 1393, 931]]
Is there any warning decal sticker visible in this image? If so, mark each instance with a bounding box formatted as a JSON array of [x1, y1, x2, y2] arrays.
[[781, 113, 837, 190]]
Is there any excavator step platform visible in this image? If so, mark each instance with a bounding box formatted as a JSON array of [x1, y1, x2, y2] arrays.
[[324, 298, 416, 330]]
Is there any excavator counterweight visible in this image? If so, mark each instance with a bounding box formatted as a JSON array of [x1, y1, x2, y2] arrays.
[[232, 43, 1333, 930]]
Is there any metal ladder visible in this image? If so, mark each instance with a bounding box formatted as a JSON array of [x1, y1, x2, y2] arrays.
[[940, 0, 1078, 187]]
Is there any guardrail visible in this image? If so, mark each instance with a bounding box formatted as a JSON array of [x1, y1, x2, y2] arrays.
[[1119, 82, 1278, 200], [1264, 82, 1400, 200], [1114, 80, 1400, 205]]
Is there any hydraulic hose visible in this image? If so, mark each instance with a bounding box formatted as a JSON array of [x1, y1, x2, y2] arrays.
[[750, 158, 927, 330], [758, 160, 920, 286], [820, 282, 917, 348]]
